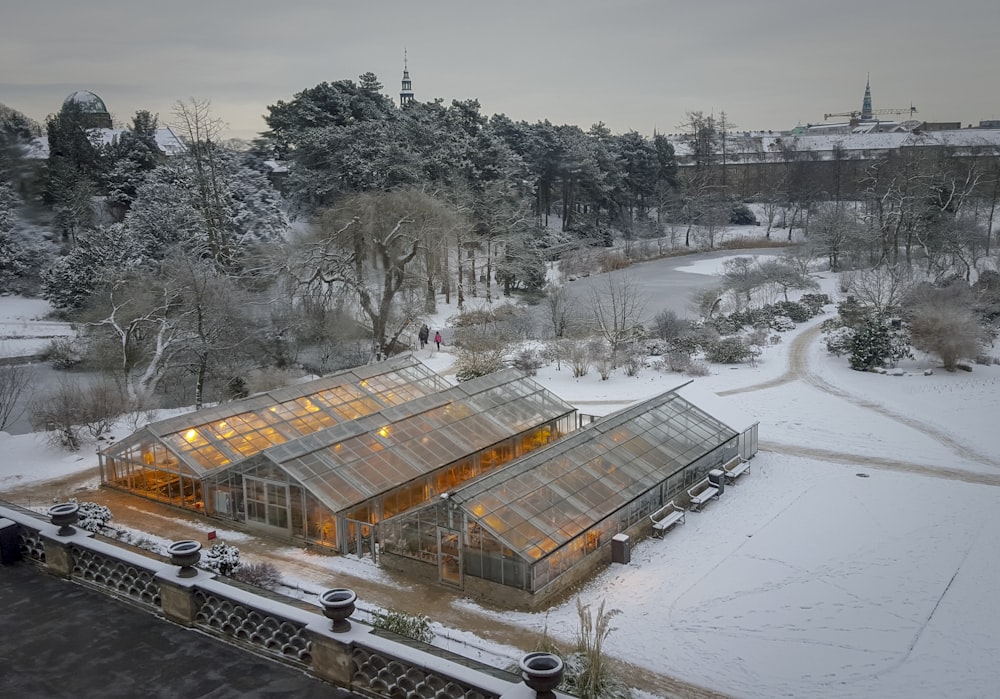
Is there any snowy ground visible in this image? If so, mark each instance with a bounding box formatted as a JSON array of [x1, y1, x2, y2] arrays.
[[0, 295, 73, 359], [3, 257, 999, 698]]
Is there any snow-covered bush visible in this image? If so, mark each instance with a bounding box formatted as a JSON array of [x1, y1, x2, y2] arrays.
[[686, 360, 710, 376], [370, 609, 434, 643], [665, 351, 691, 373], [770, 315, 796, 332], [769, 300, 813, 323], [823, 326, 855, 356], [510, 348, 543, 376], [621, 344, 645, 377], [232, 561, 282, 591], [74, 501, 113, 532], [704, 337, 758, 364], [799, 293, 832, 313], [640, 338, 668, 356], [589, 339, 613, 380], [200, 543, 242, 576]]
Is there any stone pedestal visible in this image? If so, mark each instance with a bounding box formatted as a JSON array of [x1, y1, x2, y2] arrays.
[[155, 570, 212, 626], [306, 625, 354, 687], [40, 534, 73, 578]]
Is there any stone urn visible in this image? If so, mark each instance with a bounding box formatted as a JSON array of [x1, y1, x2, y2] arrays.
[[319, 588, 357, 632], [519, 652, 564, 698], [48, 502, 80, 537], [167, 540, 203, 578]]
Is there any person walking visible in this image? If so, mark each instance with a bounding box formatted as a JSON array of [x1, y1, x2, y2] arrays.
[[434, 331, 442, 351], [418, 324, 429, 349]]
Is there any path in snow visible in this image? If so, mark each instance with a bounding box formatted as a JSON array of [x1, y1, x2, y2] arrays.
[[720, 323, 997, 470]]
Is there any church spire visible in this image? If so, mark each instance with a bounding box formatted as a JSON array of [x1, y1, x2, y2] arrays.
[[860, 74, 873, 122], [400, 49, 414, 107]]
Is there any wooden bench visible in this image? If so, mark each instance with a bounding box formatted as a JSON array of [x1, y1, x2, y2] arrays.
[[687, 479, 720, 512], [649, 501, 686, 538], [724, 459, 751, 484]]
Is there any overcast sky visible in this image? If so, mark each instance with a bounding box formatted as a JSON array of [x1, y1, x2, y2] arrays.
[[3, 1, 998, 140]]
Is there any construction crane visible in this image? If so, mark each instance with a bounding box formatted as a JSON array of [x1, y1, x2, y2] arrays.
[[823, 105, 918, 121]]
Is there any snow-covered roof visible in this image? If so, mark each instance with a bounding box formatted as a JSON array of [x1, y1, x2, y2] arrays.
[[669, 128, 1000, 162], [24, 126, 187, 159]]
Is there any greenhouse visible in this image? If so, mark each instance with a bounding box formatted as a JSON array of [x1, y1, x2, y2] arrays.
[[379, 388, 754, 609], [100, 358, 576, 554]]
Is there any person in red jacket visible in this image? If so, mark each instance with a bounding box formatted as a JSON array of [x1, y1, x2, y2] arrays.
[[434, 331, 442, 350]]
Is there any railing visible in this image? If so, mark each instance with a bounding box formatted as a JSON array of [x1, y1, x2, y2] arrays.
[[0, 501, 567, 699]]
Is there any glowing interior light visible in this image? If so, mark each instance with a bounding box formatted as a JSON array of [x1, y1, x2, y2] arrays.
[[378, 426, 390, 438], [184, 429, 198, 442]]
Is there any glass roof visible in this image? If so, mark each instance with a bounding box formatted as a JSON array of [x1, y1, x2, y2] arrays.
[[256, 369, 576, 514], [106, 357, 450, 477], [451, 390, 738, 561]]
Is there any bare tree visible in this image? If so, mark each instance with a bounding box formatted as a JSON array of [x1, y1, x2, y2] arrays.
[[905, 283, 983, 370], [288, 189, 455, 360], [847, 264, 914, 317], [590, 273, 646, 360], [171, 99, 233, 269], [0, 364, 31, 430], [756, 258, 819, 301], [543, 283, 577, 339], [86, 279, 185, 405]]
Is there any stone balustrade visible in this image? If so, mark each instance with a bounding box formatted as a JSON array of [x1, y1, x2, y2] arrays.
[[0, 503, 567, 699]]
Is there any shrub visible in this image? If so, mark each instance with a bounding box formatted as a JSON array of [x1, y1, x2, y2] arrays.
[[836, 296, 867, 328], [232, 561, 282, 591], [42, 337, 84, 370], [710, 313, 746, 335], [511, 348, 543, 376], [746, 326, 770, 347], [569, 340, 590, 378], [686, 360, 711, 376], [729, 201, 758, 226], [665, 351, 692, 372], [74, 501, 113, 533], [704, 337, 758, 363], [370, 609, 434, 644], [770, 315, 796, 332], [823, 326, 855, 356], [642, 338, 670, 356], [769, 300, 812, 322], [649, 309, 689, 343], [200, 543, 241, 576], [620, 344, 645, 377], [596, 251, 630, 273], [799, 293, 832, 313], [590, 339, 614, 380]]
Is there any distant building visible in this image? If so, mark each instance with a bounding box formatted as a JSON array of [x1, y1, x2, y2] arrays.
[[25, 90, 186, 160], [63, 90, 113, 129]]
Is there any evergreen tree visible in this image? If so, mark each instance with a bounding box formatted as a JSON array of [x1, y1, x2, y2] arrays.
[[104, 110, 163, 217], [44, 101, 105, 242]]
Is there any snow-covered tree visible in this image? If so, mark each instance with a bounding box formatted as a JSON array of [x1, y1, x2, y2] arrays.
[[0, 182, 27, 291], [103, 110, 163, 218], [41, 224, 148, 311]]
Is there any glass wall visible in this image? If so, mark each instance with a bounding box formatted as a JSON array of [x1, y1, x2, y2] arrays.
[[382, 391, 741, 598]]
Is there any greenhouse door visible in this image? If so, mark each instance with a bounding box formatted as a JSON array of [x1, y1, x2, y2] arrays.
[[437, 528, 462, 587], [243, 477, 290, 535], [344, 519, 375, 561]]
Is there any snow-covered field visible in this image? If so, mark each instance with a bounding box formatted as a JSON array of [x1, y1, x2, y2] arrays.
[[0, 295, 73, 359], [3, 257, 999, 698]]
